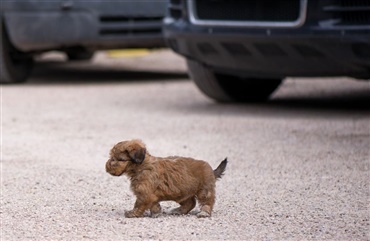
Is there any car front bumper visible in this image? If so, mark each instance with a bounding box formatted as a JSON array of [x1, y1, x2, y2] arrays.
[[164, 1, 370, 79]]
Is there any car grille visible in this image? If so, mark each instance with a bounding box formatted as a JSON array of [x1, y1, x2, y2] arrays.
[[99, 16, 163, 36], [321, 0, 370, 27], [194, 0, 300, 22], [189, 0, 306, 27]]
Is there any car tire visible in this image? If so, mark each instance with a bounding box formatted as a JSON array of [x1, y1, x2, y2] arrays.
[[187, 59, 282, 102], [0, 21, 33, 84], [66, 48, 94, 61]]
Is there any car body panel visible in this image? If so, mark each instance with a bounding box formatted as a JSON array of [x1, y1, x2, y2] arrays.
[[1, 0, 167, 51]]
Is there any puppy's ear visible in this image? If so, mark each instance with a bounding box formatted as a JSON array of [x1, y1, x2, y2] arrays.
[[128, 148, 146, 164], [127, 140, 146, 164]]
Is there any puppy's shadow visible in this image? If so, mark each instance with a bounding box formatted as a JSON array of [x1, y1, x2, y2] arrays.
[[161, 208, 200, 217], [110, 208, 200, 219]]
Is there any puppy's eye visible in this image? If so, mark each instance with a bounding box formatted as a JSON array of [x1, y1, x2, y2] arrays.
[[116, 154, 130, 162], [113, 157, 126, 162]]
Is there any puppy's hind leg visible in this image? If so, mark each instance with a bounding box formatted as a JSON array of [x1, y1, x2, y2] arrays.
[[196, 189, 215, 218], [170, 197, 196, 215]]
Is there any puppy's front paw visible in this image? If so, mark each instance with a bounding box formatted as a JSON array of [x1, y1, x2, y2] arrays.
[[124, 210, 138, 218], [196, 211, 211, 218]]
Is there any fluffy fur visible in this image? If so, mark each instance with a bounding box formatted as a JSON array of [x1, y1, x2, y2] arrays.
[[105, 139, 227, 218]]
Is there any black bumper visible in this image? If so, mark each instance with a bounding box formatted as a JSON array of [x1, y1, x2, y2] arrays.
[[163, 2, 370, 79]]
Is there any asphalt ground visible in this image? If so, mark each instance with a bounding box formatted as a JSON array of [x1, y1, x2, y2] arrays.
[[1, 50, 369, 240]]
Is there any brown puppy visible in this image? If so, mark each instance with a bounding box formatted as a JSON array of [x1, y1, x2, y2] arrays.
[[105, 139, 227, 218]]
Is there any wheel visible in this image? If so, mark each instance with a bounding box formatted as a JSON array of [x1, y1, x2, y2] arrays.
[[65, 47, 94, 61], [0, 21, 33, 83], [187, 59, 282, 102]]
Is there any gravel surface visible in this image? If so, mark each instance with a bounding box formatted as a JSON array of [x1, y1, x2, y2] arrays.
[[1, 50, 369, 240]]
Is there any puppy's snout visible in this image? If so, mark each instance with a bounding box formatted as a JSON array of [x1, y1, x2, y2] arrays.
[[106, 158, 124, 176], [106, 158, 116, 174]]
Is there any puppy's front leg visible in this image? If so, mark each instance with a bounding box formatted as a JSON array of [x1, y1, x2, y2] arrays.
[[125, 199, 147, 218], [150, 202, 162, 218], [125, 197, 157, 218]]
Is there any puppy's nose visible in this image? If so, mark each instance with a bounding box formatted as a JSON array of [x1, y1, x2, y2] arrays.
[[105, 159, 112, 172]]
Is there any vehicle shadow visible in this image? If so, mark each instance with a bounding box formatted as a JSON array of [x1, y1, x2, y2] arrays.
[[21, 60, 370, 118], [178, 80, 370, 118], [26, 60, 189, 85], [269, 91, 370, 114]]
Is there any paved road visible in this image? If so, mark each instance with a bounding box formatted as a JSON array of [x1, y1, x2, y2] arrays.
[[2, 50, 369, 240]]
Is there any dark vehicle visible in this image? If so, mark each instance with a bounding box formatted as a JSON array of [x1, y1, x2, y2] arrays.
[[0, 0, 167, 83], [164, 0, 370, 102]]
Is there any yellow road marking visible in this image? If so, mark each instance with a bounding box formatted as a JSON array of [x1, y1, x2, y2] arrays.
[[107, 49, 151, 58]]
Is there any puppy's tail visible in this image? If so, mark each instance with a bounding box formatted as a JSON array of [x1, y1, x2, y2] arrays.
[[213, 158, 228, 180]]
